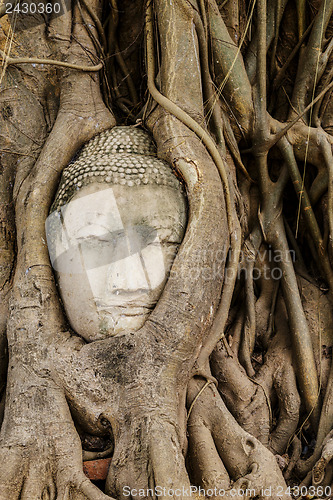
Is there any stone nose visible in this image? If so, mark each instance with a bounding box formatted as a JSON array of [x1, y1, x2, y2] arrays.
[[107, 253, 152, 292]]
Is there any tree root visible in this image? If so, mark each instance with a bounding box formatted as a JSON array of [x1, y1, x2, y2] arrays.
[[312, 431, 333, 485], [0, 49, 104, 72], [0, 357, 113, 500], [1, 0, 333, 497], [211, 299, 301, 455], [187, 378, 291, 499]]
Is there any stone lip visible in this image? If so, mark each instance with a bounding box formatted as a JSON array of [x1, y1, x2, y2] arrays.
[[83, 458, 112, 481]]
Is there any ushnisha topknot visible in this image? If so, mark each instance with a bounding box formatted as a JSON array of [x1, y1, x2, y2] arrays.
[[51, 126, 183, 213]]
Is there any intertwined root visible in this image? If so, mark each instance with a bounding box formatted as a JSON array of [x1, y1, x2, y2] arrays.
[[186, 378, 291, 499], [1, 0, 333, 497], [0, 373, 112, 500], [210, 298, 301, 455], [312, 431, 333, 486], [0, 443, 111, 500], [105, 414, 190, 500]]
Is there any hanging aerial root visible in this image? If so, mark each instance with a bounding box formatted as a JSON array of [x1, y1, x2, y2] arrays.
[[251, 1, 321, 427], [278, 137, 333, 291], [192, 1, 251, 183], [207, 0, 254, 137], [320, 139, 333, 257], [251, 141, 320, 427], [78, 0, 107, 52], [145, 0, 242, 372], [244, 0, 289, 85], [273, 18, 315, 91], [145, 1, 233, 228], [289, 0, 333, 120], [0, 49, 103, 71]]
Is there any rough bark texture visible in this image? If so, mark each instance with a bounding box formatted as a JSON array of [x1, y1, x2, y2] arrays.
[[0, 0, 333, 498]]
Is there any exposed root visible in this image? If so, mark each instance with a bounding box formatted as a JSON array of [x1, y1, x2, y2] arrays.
[[313, 431, 333, 485], [1, 0, 333, 496], [211, 298, 301, 454], [187, 378, 291, 499]]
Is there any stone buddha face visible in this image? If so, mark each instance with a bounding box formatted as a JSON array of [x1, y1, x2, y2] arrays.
[[46, 127, 187, 342]]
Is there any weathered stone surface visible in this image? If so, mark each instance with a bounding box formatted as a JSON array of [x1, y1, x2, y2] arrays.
[[46, 128, 187, 342]]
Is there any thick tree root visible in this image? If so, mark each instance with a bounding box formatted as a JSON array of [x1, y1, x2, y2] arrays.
[[1, 0, 333, 498], [0, 359, 112, 500], [211, 295, 301, 454], [187, 378, 291, 499]]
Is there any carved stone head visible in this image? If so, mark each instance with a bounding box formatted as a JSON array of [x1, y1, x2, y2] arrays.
[[46, 127, 187, 342]]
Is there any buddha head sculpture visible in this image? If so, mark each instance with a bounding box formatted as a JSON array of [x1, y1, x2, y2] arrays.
[[46, 127, 187, 342]]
